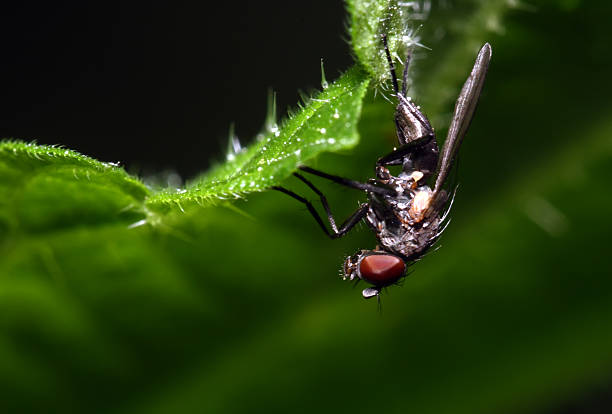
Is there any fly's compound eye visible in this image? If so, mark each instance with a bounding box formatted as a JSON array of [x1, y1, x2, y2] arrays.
[[358, 254, 406, 286]]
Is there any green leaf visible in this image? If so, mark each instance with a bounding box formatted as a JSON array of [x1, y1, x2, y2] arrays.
[[346, 0, 421, 84], [146, 66, 369, 212], [0, 141, 148, 236]]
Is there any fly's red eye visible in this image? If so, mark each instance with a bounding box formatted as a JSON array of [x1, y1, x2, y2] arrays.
[[359, 254, 406, 285]]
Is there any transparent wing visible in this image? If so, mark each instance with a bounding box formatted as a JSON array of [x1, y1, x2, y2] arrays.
[[432, 43, 492, 197]]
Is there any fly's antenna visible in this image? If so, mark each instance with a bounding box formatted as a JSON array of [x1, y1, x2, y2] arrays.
[[381, 34, 400, 96]]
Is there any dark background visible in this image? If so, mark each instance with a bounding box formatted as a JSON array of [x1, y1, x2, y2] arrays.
[[1, 1, 611, 413], [0, 1, 351, 178]]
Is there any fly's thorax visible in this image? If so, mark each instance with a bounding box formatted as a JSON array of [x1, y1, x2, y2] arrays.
[[365, 168, 444, 259], [370, 169, 422, 203], [377, 169, 436, 225]]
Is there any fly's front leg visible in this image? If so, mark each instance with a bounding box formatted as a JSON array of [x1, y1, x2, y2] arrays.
[[298, 165, 393, 196], [376, 134, 435, 167]]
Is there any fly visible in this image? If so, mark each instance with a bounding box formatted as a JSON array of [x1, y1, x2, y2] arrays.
[[274, 35, 492, 299]]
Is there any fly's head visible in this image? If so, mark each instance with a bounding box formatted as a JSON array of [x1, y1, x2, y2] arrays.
[[343, 250, 407, 299]]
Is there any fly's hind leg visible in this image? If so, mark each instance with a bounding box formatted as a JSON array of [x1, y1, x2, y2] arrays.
[[272, 172, 369, 239]]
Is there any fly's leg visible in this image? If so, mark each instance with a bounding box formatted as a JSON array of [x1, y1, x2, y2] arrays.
[[272, 173, 369, 239], [292, 172, 340, 232], [298, 166, 392, 196], [376, 134, 435, 167]]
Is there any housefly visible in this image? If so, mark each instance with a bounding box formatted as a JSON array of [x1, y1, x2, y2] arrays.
[[274, 36, 492, 299]]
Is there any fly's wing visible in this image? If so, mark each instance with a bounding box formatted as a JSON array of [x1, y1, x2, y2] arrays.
[[432, 43, 492, 198]]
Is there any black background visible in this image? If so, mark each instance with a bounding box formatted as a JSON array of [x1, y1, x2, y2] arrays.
[[0, 1, 350, 178]]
